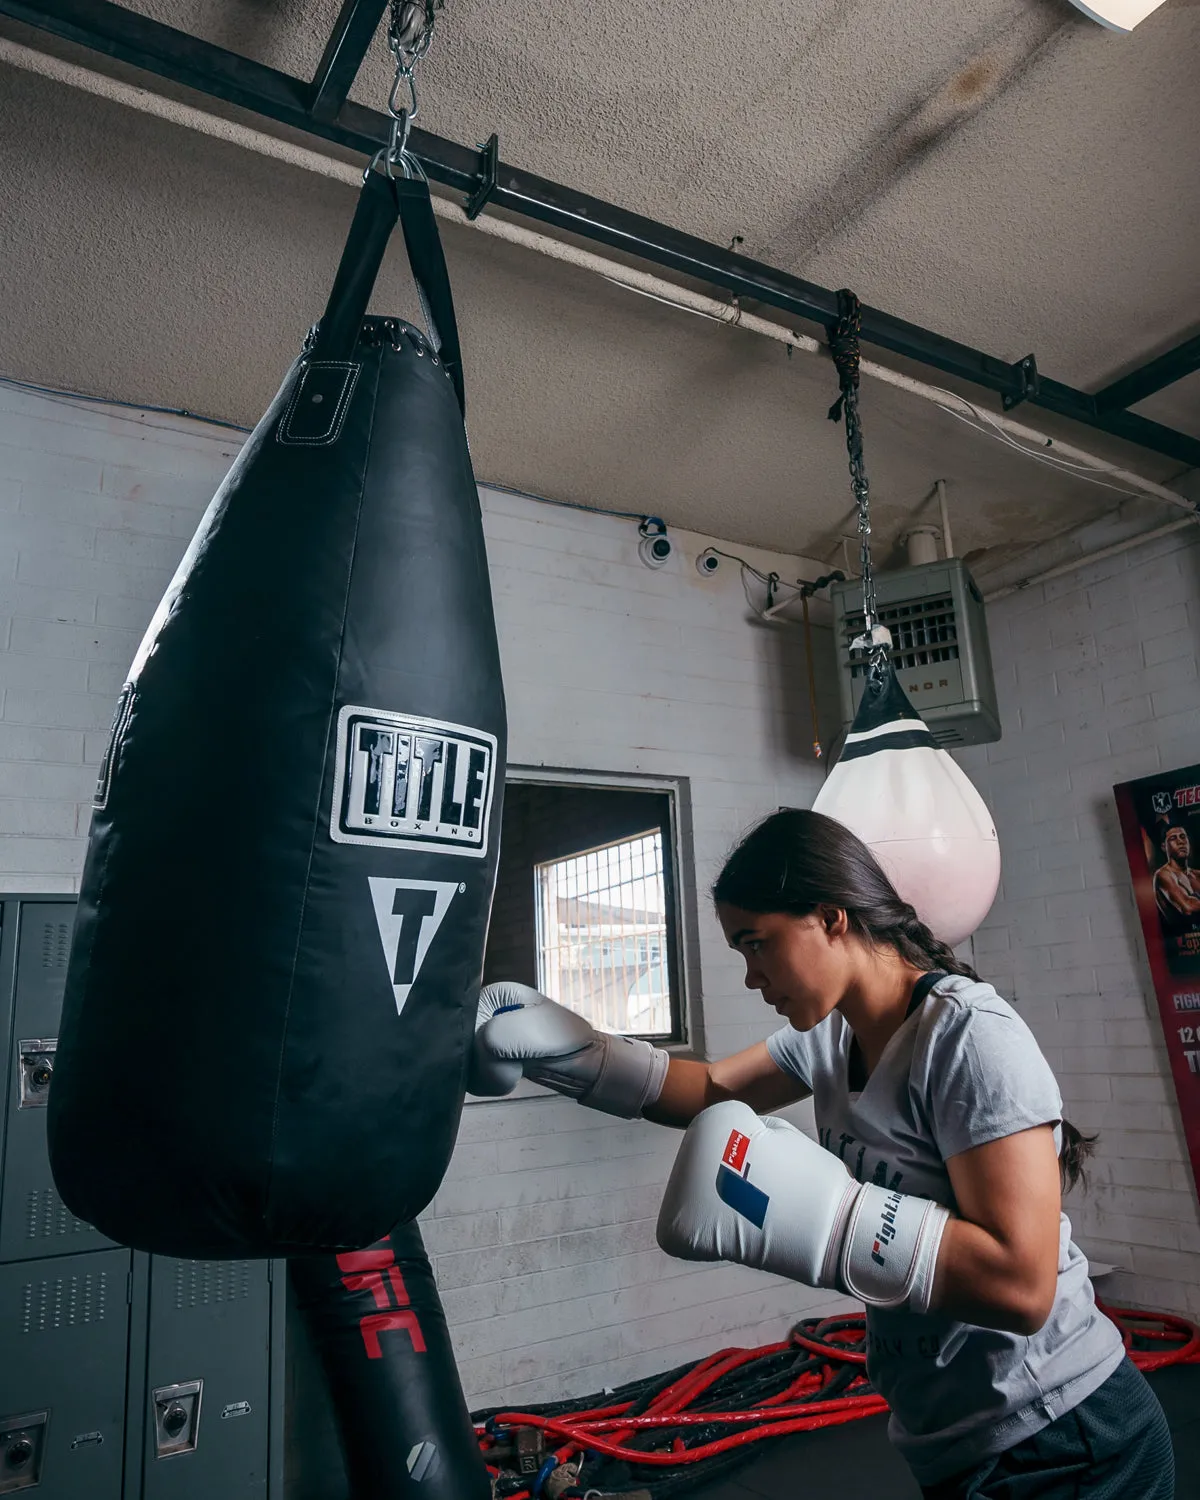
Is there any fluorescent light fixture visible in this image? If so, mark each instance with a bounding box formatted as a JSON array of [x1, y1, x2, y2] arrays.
[[1066, 0, 1169, 31]]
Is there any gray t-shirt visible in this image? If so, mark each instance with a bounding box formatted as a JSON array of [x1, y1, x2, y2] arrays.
[[765, 972, 1124, 1484]]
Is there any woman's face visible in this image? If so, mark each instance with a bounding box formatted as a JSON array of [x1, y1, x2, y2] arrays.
[[717, 902, 854, 1031]]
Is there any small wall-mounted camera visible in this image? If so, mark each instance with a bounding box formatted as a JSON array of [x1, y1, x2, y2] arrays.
[[637, 517, 672, 570], [696, 549, 720, 577]]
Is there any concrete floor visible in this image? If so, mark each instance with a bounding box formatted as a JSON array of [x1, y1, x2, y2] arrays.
[[687, 1365, 1200, 1500]]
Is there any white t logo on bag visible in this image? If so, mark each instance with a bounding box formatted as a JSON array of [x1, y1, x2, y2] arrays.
[[368, 878, 461, 1015]]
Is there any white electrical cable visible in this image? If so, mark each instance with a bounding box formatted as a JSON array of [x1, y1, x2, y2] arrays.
[[1, 34, 1194, 519], [932, 399, 1147, 499]]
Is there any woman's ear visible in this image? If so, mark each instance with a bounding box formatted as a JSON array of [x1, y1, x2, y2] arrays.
[[816, 904, 849, 938]]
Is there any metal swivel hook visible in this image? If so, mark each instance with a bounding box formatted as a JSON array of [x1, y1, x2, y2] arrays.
[[366, 0, 439, 182]]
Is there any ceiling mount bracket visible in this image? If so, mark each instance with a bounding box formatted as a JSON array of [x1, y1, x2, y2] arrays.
[[465, 133, 499, 220], [1002, 354, 1040, 411]]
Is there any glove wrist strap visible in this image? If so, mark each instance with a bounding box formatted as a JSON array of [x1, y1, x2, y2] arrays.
[[580, 1035, 669, 1118], [838, 1182, 951, 1313]]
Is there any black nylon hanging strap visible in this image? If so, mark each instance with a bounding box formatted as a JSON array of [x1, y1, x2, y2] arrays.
[[311, 170, 465, 416], [395, 176, 465, 414], [312, 169, 400, 362]]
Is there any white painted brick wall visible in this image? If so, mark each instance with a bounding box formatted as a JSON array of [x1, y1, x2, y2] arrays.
[[0, 387, 242, 887], [958, 521, 1200, 1323], [0, 381, 848, 1408]]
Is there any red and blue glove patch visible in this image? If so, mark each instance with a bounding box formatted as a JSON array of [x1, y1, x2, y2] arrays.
[[715, 1129, 769, 1229]]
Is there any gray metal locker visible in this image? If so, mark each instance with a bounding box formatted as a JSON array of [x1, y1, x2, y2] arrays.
[[135, 1258, 275, 1500], [0, 897, 286, 1500], [0, 902, 114, 1263], [0, 1245, 131, 1498]]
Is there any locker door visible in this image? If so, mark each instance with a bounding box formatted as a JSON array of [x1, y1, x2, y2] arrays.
[[0, 903, 115, 1263], [141, 1258, 272, 1500], [0, 1246, 130, 1499]]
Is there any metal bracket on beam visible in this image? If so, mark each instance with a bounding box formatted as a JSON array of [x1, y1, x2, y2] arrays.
[[465, 133, 499, 220], [1002, 354, 1040, 411]]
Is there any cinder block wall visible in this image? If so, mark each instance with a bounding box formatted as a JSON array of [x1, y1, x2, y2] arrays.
[[957, 523, 1200, 1322], [0, 381, 848, 1406]]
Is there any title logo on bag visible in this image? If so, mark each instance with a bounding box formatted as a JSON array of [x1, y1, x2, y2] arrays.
[[331, 706, 497, 857], [369, 877, 460, 1015]]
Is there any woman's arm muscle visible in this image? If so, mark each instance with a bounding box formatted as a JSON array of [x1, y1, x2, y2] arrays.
[[643, 1042, 810, 1128], [931, 1124, 1062, 1335]]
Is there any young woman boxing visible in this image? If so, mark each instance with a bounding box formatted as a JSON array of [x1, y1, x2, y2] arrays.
[[469, 809, 1173, 1498]]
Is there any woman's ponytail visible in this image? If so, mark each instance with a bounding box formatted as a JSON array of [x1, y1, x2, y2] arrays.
[[1058, 1119, 1097, 1195]]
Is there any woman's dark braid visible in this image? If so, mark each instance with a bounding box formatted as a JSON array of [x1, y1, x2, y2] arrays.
[[887, 907, 979, 981]]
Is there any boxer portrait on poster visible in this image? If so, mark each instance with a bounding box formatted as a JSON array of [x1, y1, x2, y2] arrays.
[[1132, 778, 1200, 976]]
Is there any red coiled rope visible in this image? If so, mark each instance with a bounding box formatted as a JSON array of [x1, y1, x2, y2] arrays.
[[478, 1303, 1199, 1499]]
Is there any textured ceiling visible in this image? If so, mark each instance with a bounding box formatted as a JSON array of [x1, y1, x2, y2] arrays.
[[0, 0, 1197, 570]]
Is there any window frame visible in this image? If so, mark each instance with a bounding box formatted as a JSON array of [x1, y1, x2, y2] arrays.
[[503, 765, 693, 1050]]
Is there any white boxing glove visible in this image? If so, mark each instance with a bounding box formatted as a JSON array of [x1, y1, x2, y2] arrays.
[[656, 1100, 950, 1313], [468, 982, 670, 1119]]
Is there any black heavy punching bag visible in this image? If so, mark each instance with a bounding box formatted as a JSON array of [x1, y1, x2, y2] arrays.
[[48, 170, 506, 1258], [292, 1224, 492, 1499]]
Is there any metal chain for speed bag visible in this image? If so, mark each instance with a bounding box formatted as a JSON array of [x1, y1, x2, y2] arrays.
[[370, 0, 445, 181], [827, 288, 890, 675]]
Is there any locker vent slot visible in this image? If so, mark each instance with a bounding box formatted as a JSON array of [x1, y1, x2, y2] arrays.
[[21, 1270, 108, 1333], [40, 922, 71, 969], [25, 1189, 91, 1241], [174, 1260, 252, 1309]]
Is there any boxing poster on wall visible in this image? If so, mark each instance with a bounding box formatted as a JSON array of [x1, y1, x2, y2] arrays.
[[1114, 763, 1200, 1200]]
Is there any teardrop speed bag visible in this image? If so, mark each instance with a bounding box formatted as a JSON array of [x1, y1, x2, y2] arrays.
[[813, 658, 999, 948], [48, 172, 507, 1258]]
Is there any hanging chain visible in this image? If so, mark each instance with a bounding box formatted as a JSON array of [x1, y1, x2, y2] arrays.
[[827, 288, 888, 669], [370, 0, 444, 180]]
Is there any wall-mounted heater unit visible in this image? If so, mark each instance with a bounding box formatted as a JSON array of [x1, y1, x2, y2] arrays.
[[830, 556, 1001, 747]]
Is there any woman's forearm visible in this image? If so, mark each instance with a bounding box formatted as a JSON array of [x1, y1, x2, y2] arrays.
[[642, 1044, 810, 1128], [642, 1056, 717, 1127]]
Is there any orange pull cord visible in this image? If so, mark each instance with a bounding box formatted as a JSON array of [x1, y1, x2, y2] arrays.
[[802, 591, 822, 760]]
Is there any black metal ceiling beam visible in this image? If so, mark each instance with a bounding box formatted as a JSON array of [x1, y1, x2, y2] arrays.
[[3, 0, 1199, 470], [309, 0, 388, 124], [0, 0, 316, 117], [1095, 333, 1200, 414]]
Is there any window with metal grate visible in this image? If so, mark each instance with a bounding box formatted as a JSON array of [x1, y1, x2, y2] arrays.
[[535, 830, 671, 1037]]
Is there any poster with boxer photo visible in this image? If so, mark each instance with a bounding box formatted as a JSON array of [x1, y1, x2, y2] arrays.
[[1114, 762, 1200, 1202]]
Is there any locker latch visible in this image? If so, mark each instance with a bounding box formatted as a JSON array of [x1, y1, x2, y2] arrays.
[[0, 1410, 48, 1493], [152, 1380, 202, 1459], [17, 1041, 55, 1109]]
